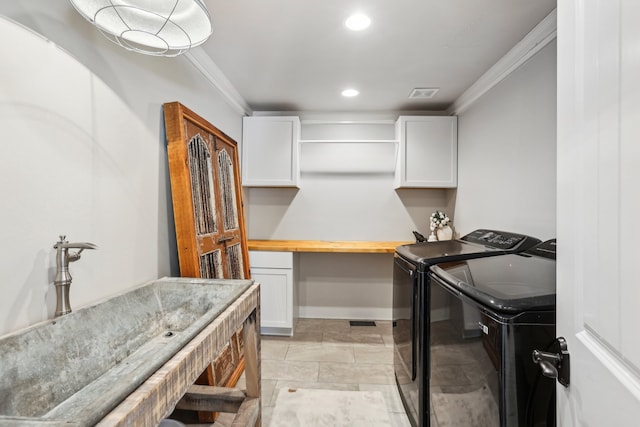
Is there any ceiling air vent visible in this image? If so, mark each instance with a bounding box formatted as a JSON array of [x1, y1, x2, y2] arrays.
[[409, 88, 440, 99]]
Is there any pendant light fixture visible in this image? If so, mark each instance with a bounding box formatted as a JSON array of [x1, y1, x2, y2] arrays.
[[69, 0, 213, 57]]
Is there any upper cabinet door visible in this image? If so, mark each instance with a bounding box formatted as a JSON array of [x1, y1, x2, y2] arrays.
[[395, 116, 458, 188], [242, 116, 300, 187]]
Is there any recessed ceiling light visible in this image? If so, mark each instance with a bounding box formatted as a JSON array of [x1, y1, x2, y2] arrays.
[[341, 88, 359, 97], [345, 13, 371, 31]]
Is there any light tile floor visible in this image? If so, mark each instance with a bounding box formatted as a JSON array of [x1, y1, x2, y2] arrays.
[[258, 318, 411, 427], [184, 318, 412, 427]]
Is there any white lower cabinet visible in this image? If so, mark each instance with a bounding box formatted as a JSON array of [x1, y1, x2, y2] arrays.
[[249, 250, 295, 336]]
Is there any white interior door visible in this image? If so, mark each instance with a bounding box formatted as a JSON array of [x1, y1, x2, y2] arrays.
[[557, 1, 640, 425]]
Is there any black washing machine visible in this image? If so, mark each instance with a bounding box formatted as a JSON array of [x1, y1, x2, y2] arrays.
[[428, 239, 557, 427], [393, 230, 541, 427]]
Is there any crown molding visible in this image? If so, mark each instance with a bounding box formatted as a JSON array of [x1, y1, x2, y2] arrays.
[[183, 48, 252, 116], [447, 8, 557, 116]]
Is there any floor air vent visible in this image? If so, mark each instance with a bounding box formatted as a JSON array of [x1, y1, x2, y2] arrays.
[[349, 320, 377, 327]]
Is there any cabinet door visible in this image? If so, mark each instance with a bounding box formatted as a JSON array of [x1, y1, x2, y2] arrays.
[[242, 116, 300, 187], [251, 267, 293, 335], [395, 116, 458, 188]]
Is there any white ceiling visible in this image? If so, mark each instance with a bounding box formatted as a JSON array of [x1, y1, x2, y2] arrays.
[[199, 0, 557, 113]]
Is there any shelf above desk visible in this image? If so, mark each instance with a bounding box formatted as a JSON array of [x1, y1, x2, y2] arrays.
[[247, 240, 412, 254]]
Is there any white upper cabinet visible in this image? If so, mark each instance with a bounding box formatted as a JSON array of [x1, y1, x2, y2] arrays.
[[394, 116, 458, 188], [241, 116, 300, 187]]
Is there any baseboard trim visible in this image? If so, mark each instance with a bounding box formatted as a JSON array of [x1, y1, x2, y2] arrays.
[[260, 326, 293, 337]]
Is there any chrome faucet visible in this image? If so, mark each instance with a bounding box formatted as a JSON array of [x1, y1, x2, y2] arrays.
[[53, 235, 97, 317]]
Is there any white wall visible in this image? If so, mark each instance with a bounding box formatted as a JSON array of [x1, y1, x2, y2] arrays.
[[0, 4, 243, 336], [453, 40, 557, 241]]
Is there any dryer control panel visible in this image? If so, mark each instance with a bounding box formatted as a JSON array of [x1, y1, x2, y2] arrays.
[[525, 239, 557, 260]]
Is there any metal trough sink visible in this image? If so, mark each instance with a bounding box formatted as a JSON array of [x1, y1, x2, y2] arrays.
[[0, 277, 253, 426]]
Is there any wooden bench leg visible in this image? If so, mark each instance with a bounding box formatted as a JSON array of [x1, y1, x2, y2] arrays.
[[231, 397, 260, 427], [243, 311, 261, 426]]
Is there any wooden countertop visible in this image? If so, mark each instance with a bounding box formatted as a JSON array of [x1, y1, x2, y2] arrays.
[[247, 240, 412, 254]]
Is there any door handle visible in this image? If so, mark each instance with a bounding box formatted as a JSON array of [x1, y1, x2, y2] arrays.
[[532, 337, 570, 387]]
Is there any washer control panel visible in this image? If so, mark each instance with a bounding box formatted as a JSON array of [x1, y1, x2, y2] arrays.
[[461, 229, 539, 250]]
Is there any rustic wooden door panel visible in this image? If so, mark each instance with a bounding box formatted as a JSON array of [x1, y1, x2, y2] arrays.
[[163, 102, 250, 280]]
